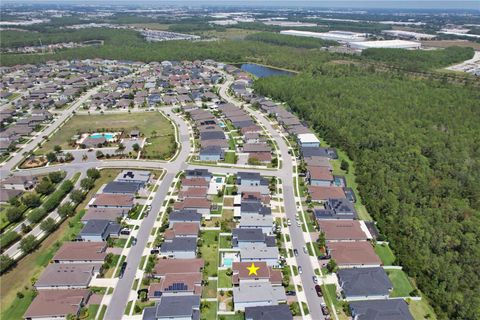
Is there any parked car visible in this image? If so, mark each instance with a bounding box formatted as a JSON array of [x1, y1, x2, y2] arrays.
[[150, 249, 159, 254], [298, 266, 303, 274], [312, 276, 318, 284], [319, 254, 331, 260], [120, 228, 131, 235], [303, 246, 308, 254], [315, 285, 323, 297], [286, 290, 296, 296], [293, 249, 298, 256], [287, 218, 292, 226], [321, 303, 329, 316], [131, 237, 137, 246], [119, 262, 127, 278]]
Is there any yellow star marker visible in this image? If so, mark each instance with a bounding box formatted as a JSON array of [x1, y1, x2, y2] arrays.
[[247, 262, 260, 276]]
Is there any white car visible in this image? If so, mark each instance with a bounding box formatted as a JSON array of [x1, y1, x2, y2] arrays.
[[287, 219, 292, 226], [298, 266, 303, 274]]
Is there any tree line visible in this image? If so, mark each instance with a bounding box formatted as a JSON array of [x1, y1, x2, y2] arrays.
[[253, 65, 480, 320]]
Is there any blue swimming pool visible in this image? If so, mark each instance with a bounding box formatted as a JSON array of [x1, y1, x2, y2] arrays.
[[216, 177, 223, 183], [90, 133, 114, 140], [223, 258, 233, 268]]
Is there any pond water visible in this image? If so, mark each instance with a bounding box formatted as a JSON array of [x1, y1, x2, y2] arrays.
[[239, 63, 295, 78]]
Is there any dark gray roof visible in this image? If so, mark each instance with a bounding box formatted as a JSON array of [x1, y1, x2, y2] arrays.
[[241, 202, 272, 216], [80, 219, 110, 236], [232, 120, 255, 128], [160, 237, 197, 253], [338, 267, 392, 297], [154, 295, 200, 318], [185, 169, 212, 179], [245, 305, 293, 320], [349, 299, 414, 320], [301, 146, 329, 158], [327, 198, 356, 214], [200, 131, 225, 140], [237, 172, 261, 181], [232, 228, 265, 242], [314, 208, 356, 220], [103, 181, 141, 194], [169, 210, 202, 222], [200, 146, 224, 156]]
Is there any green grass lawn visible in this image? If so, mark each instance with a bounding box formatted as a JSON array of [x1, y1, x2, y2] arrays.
[[219, 235, 232, 249], [202, 279, 218, 298], [374, 243, 396, 266], [387, 269, 415, 297], [97, 305, 107, 320], [200, 301, 217, 320], [0, 289, 35, 320], [218, 313, 245, 320], [85, 304, 100, 320], [199, 230, 220, 278], [408, 297, 437, 320], [224, 151, 236, 164], [112, 238, 128, 248], [37, 112, 175, 158], [218, 269, 232, 288]]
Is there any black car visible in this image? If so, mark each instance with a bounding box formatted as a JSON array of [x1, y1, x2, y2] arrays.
[[321, 304, 329, 316], [119, 261, 127, 278], [150, 249, 160, 254], [285, 290, 296, 296], [315, 285, 323, 297], [293, 249, 298, 256]]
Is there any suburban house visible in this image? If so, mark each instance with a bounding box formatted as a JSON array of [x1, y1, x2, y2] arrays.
[[23, 289, 91, 320], [81, 207, 127, 223], [174, 198, 211, 216], [181, 178, 209, 189], [168, 210, 202, 227], [199, 146, 225, 162], [337, 267, 393, 301], [233, 282, 287, 312], [102, 181, 142, 195], [34, 264, 98, 290], [308, 186, 345, 202], [318, 220, 369, 242], [326, 242, 382, 268], [178, 187, 208, 201], [79, 219, 121, 242], [142, 295, 200, 320], [52, 241, 107, 264], [315, 198, 358, 220], [349, 299, 414, 320], [306, 166, 333, 186], [160, 237, 198, 259], [185, 169, 212, 181], [90, 194, 134, 210], [152, 258, 204, 278], [240, 244, 279, 267], [232, 228, 276, 248], [1, 175, 38, 190], [238, 215, 274, 234], [115, 170, 151, 186], [164, 223, 200, 240], [231, 262, 283, 286], [297, 133, 320, 148], [245, 305, 293, 320], [148, 272, 202, 299], [237, 172, 264, 186]]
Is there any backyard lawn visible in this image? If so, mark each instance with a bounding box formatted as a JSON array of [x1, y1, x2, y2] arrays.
[[37, 112, 175, 158], [224, 151, 236, 164], [387, 269, 415, 297], [200, 301, 217, 320], [199, 230, 220, 278], [374, 243, 396, 266], [202, 279, 218, 299], [218, 269, 232, 288]]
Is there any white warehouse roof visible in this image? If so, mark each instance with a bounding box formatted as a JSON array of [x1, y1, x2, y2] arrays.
[[297, 133, 320, 144], [349, 40, 421, 50], [280, 30, 367, 42]]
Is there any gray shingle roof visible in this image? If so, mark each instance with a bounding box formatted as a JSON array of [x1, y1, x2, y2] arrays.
[[338, 267, 392, 297], [155, 295, 200, 318], [103, 181, 141, 194], [160, 237, 197, 253], [245, 305, 293, 320], [349, 299, 414, 320]]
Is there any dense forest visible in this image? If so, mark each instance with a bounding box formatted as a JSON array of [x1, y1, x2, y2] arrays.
[[361, 46, 475, 71], [253, 67, 480, 320], [245, 32, 337, 48]]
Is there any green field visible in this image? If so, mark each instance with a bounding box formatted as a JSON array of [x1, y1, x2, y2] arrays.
[[218, 269, 232, 288], [387, 269, 415, 297], [37, 112, 175, 158], [199, 230, 220, 278], [375, 243, 396, 266]]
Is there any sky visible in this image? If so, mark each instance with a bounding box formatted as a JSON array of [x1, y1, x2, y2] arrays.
[[5, 0, 480, 10]]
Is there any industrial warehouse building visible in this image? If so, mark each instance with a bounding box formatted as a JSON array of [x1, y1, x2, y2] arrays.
[[348, 40, 421, 50], [280, 30, 367, 42]]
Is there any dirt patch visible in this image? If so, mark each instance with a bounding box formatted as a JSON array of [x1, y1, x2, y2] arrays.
[[422, 40, 480, 50], [19, 156, 47, 169]]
